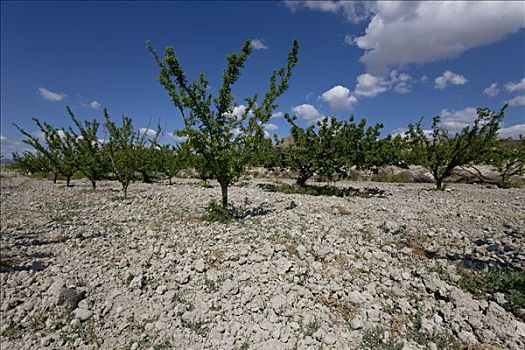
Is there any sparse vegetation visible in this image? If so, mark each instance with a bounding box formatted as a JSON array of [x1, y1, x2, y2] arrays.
[[457, 266, 525, 314]]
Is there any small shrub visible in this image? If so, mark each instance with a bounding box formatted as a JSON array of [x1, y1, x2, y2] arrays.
[[205, 200, 233, 223], [457, 267, 525, 313]]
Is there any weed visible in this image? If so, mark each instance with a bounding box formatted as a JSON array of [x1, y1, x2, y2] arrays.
[[316, 294, 357, 323], [181, 319, 209, 337], [361, 327, 404, 350], [154, 340, 172, 350], [204, 277, 218, 292], [0, 324, 24, 339], [406, 312, 462, 349], [204, 200, 233, 223], [456, 266, 525, 315]]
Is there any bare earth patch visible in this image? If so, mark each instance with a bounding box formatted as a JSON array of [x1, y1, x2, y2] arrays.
[[1, 176, 524, 349]]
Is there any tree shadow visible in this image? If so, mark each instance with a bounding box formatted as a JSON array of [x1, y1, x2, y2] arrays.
[[258, 183, 389, 198], [0, 252, 53, 273]]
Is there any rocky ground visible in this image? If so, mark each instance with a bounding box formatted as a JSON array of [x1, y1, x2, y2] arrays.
[[1, 174, 524, 350]]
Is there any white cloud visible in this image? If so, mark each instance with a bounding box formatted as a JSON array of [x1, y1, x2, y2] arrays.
[[285, 0, 375, 23], [271, 111, 284, 119], [292, 104, 322, 120], [167, 133, 188, 143], [228, 105, 254, 119], [353, 1, 525, 74], [393, 82, 410, 94], [251, 39, 268, 50], [507, 95, 525, 106], [420, 75, 429, 82], [434, 71, 467, 89], [504, 77, 525, 92], [264, 123, 279, 131], [439, 106, 478, 133], [139, 128, 157, 137], [321, 85, 358, 112], [89, 101, 101, 110], [355, 73, 389, 97], [37, 87, 66, 102], [484, 83, 500, 98], [498, 124, 525, 139], [0, 134, 25, 157]]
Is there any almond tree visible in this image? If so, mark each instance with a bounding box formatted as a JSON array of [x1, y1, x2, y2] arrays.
[[136, 125, 162, 183], [284, 115, 347, 186], [103, 110, 141, 197], [12, 151, 50, 176], [67, 107, 107, 189], [486, 139, 525, 188], [157, 144, 186, 185], [148, 40, 299, 207], [406, 105, 506, 190], [13, 118, 78, 185]]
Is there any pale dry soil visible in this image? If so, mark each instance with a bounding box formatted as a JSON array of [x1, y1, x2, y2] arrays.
[[0, 176, 524, 350]]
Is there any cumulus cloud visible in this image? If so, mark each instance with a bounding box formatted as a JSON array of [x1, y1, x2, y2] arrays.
[[37, 87, 66, 102], [139, 128, 157, 137], [321, 85, 357, 112], [352, 2, 525, 74], [271, 111, 284, 119], [355, 73, 388, 97], [498, 124, 525, 139], [434, 71, 467, 89], [505, 77, 525, 92], [439, 106, 478, 133], [484, 83, 500, 98], [251, 39, 268, 50], [506, 95, 525, 106], [292, 104, 322, 120], [89, 101, 101, 110], [285, 0, 375, 23]]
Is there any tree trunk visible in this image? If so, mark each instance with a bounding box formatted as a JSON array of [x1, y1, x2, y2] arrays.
[[123, 184, 128, 198], [219, 181, 229, 208], [436, 177, 444, 190], [91, 179, 96, 189], [296, 169, 310, 187], [66, 176, 71, 187], [168, 176, 172, 185], [53, 172, 58, 184], [500, 173, 508, 188]]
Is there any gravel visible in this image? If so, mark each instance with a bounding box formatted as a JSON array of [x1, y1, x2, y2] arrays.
[[0, 175, 524, 349]]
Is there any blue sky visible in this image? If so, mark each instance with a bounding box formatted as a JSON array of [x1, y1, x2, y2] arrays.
[[1, 1, 524, 157]]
